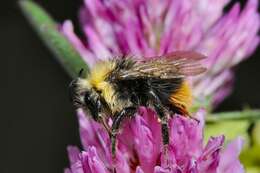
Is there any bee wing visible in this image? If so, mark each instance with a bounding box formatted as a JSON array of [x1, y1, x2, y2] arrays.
[[117, 51, 207, 80]]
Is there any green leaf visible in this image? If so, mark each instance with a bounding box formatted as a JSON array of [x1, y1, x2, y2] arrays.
[[206, 109, 260, 123], [245, 167, 260, 173], [252, 120, 260, 146], [19, 0, 89, 78], [205, 110, 260, 171], [240, 145, 260, 172], [240, 121, 260, 172], [205, 120, 250, 145], [205, 109, 260, 145]]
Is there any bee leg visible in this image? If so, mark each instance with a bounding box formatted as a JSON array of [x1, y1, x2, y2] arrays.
[[148, 90, 170, 164], [155, 106, 170, 147], [148, 90, 169, 145], [110, 132, 117, 158], [155, 109, 170, 165], [111, 107, 136, 157], [101, 116, 112, 135], [96, 99, 112, 134]]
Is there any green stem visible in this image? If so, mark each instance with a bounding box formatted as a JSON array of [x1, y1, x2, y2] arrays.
[[19, 0, 89, 78], [206, 109, 260, 123]]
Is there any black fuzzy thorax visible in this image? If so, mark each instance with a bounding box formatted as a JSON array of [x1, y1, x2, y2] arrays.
[[108, 58, 183, 110]]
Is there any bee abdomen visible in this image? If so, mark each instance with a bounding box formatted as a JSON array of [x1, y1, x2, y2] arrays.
[[169, 81, 192, 115]]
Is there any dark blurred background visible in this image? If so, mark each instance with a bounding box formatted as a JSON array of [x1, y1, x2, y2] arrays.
[[3, 0, 260, 172]]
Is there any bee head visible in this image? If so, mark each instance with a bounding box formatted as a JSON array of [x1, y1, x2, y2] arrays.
[[69, 77, 101, 121]]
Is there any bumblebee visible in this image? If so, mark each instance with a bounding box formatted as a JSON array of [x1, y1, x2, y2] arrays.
[[69, 51, 206, 155]]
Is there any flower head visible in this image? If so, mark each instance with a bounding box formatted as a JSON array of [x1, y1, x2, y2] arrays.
[[61, 0, 259, 107], [65, 108, 244, 173], [60, 0, 259, 172]]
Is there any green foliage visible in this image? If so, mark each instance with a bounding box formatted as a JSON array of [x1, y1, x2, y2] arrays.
[[206, 115, 260, 173], [207, 110, 260, 123], [205, 110, 260, 144], [205, 120, 250, 145], [19, 0, 89, 78], [240, 144, 260, 173], [240, 120, 260, 173]]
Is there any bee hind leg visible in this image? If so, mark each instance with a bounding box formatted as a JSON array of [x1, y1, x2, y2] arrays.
[[111, 107, 136, 157], [155, 105, 170, 147], [148, 90, 170, 164]]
